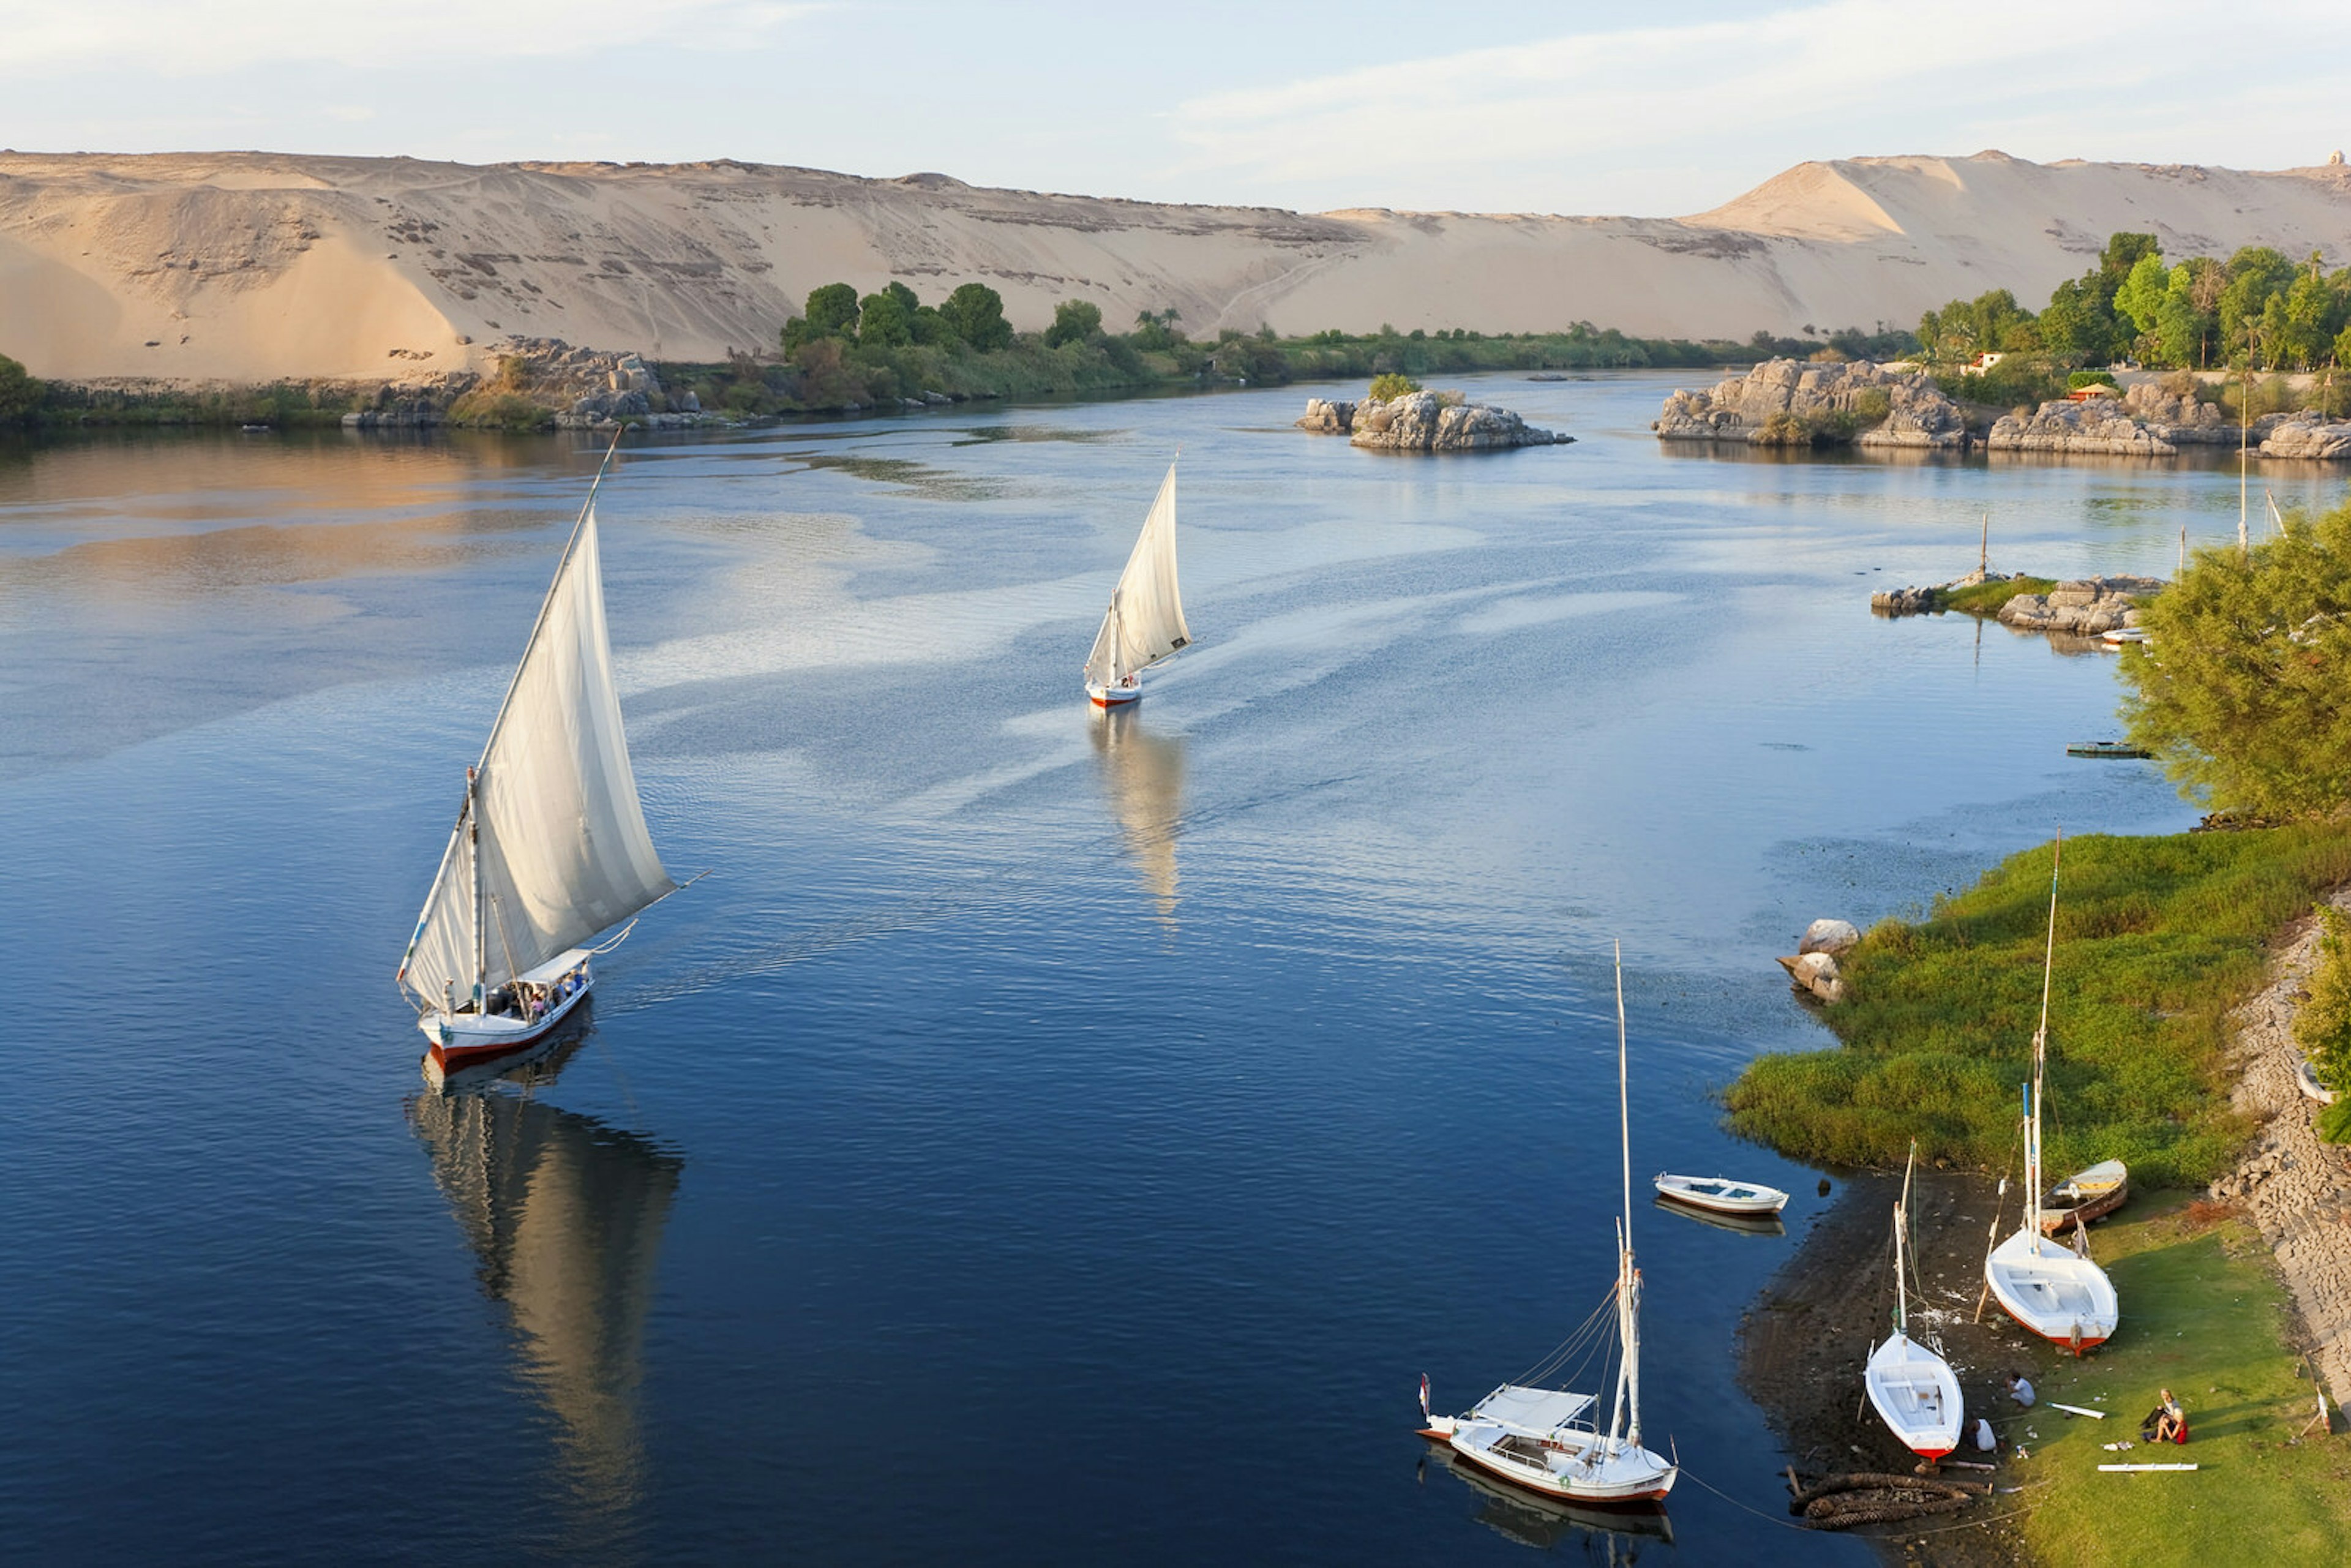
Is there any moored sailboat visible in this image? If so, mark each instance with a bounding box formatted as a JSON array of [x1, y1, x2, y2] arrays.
[[1983, 835, 2120, 1354], [1083, 461, 1191, 705], [1865, 1145, 1964, 1463], [396, 439, 677, 1078], [1419, 944, 1679, 1507]]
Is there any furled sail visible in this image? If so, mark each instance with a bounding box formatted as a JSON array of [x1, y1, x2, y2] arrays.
[[1083, 463, 1190, 688], [400, 503, 672, 1011]]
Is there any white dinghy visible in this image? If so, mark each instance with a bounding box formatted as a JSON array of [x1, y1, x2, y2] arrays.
[[1419, 945, 1679, 1507], [1865, 1146, 1964, 1463], [1083, 461, 1191, 706], [1653, 1172, 1790, 1217], [1983, 835, 2119, 1354], [396, 438, 678, 1078]]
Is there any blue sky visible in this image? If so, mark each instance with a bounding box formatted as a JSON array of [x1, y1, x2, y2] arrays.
[[4, 0, 2348, 216]]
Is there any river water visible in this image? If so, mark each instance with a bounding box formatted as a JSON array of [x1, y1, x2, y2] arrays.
[[3, 374, 2338, 1562]]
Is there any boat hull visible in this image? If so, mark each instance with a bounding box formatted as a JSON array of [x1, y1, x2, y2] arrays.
[[1421, 1429, 1676, 1506], [419, 975, 592, 1075], [1864, 1332, 1965, 1461], [1985, 1226, 2118, 1353], [1652, 1173, 1790, 1217], [1087, 680, 1141, 707]]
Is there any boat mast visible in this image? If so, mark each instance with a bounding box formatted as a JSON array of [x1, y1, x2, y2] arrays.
[[468, 765, 485, 1015], [1895, 1141, 1916, 1338], [2027, 833, 2063, 1239], [1609, 939, 1641, 1452]]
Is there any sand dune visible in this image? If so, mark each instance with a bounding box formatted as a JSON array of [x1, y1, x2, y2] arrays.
[[2, 149, 2348, 383]]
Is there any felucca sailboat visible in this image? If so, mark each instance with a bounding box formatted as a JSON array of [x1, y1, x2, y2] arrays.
[[1865, 1144, 1963, 1463], [1982, 834, 2119, 1353], [1083, 461, 1191, 706], [396, 439, 676, 1078], [1419, 944, 1679, 1506]]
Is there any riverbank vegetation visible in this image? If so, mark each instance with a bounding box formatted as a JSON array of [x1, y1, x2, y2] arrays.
[[1723, 826, 2351, 1185]]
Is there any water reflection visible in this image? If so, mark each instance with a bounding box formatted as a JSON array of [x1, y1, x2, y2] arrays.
[[1424, 1447, 1674, 1556], [1649, 1195, 1785, 1239], [1089, 705, 1186, 926], [407, 1030, 683, 1525]]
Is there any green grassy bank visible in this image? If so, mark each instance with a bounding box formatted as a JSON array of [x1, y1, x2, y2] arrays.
[[2006, 1197, 2347, 1566], [1723, 827, 2351, 1186]]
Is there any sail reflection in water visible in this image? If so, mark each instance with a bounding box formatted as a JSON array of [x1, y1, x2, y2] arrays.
[[1088, 706, 1187, 926], [407, 1037, 682, 1518], [1427, 1447, 1674, 1558]]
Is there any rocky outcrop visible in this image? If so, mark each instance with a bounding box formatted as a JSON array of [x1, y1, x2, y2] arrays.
[[1655, 358, 1965, 448], [1799, 918, 1861, 957], [1777, 950, 1845, 1003], [1996, 575, 2162, 635], [1986, 397, 2177, 455], [2262, 418, 2351, 460], [1870, 568, 2011, 617], [1297, 391, 1571, 451], [2120, 381, 2299, 447], [2205, 893, 2351, 1410]]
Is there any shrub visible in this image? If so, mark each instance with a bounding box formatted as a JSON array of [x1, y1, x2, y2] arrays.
[[2295, 907, 2351, 1109], [1044, 299, 1103, 349], [2069, 369, 2119, 389], [1367, 372, 1421, 401]]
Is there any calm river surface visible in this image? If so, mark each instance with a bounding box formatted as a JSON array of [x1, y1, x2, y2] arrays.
[[4, 373, 2340, 1562]]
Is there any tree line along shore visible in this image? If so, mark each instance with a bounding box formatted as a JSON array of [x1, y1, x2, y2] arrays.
[[0, 276, 1918, 432]]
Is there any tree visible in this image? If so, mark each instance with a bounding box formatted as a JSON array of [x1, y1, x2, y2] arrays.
[[803, 282, 861, 338], [883, 280, 920, 315], [2112, 252, 2171, 349], [2037, 275, 2119, 366], [939, 282, 1011, 351], [2123, 495, 2351, 817], [857, 290, 912, 348], [0, 353, 42, 424], [2098, 231, 2161, 293], [2219, 247, 2295, 359], [1130, 308, 1183, 351], [1044, 299, 1103, 348]]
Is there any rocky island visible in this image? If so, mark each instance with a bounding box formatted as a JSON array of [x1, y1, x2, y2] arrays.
[[1654, 358, 1968, 449], [1296, 390, 1570, 451]]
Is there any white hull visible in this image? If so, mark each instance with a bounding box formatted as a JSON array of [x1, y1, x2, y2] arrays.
[[1432, 1425, 1676, 1504], [419, 968, 592, 1070], [1087, 678, 1141, 707], [1864, 1332, 1965, 1460], [1985, 1226, 2118, 1352], [1653, 1172, 1789, 1216]]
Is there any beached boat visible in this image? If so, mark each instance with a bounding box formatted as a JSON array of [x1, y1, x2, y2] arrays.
[[2099, 626, 2152, 646], [1653, 1172, 1790, 1217], [1865, 1147, 1964, 1463], [1984, 835, 2120, 1354], [2065, 740, 2151, 759], [1419, 945, 1678, 1507], [1083, 461, 1191, 705], [2036, 1158, 2129, 1236], [2297, 1054, 2339, 1106], [395, 438, 678, 1078]]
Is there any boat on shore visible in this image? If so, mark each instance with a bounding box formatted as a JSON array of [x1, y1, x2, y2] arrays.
[[1983, 835, 2120, 1354], [2297, 1054, 2339, 1106], [1083, 460, 1191, 706], [395, 437, 680, 1079], [2066, 740, 2151, 759], [2036, 1158, 2129, 1236], [1419, 944, 1678, 1508], [1653, 1172, 1789, 1217], [1865, 1146, 1964, 1463]]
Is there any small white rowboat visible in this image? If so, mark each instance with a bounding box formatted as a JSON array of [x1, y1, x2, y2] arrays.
[[1652, 1172, 1789, 1217]]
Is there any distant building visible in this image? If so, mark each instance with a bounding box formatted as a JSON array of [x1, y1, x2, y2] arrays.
[[1968, 351, 2006, 372]]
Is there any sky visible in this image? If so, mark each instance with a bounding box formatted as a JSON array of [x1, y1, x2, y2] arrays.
[[4, 0, 2349, 217]]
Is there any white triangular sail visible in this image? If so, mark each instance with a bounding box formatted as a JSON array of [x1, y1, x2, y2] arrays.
[[1084, 463, 1190, 688], [400, 496, 672, 1013]]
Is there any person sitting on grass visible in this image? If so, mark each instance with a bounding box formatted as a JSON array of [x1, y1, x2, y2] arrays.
[[2139, 1389, 2188, 1445]]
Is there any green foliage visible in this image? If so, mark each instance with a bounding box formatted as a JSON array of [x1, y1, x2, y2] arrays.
[[1044, 299, 1103, 348], [444, 390, 553, 432], [1367, 372, 1421, 400], [1722, 827, 2351, 1184], [940, 283, 1012, 351], [2066, 369, 2118, 389], [2123, 495, 2351, 817], [1130, 309, 1184, 352], [2294, 907, 2351, 1110], [1919, 288, 2036, 362], [0, 353, 42, 424], [804, 283, 861, 338], [1940, 574, 2058, 615], [2017, 1202, 2351, 1564], [857, 290, 912, 348]]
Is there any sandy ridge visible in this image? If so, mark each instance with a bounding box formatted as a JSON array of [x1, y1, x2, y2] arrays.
[[2, 149, 2350, 384]]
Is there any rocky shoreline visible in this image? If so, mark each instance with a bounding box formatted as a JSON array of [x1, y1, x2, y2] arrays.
[[1872, 572, 2158, 639], [1296, 390, 1570, 451], [2206, 891, 2351, 1411]]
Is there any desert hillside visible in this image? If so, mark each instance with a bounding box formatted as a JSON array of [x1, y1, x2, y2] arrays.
[[3, 149, 2349, 383]]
